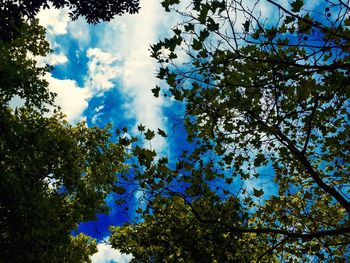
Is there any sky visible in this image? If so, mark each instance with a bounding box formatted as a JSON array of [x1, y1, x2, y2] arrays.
[[33, 0, 324, 262], [35, 1, 184, 262]]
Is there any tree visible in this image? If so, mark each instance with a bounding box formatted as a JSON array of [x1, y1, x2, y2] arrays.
[[0, 0, 146, 261], [0, 0, 140, 40], [0, 21, 127, 262], [111, 193, 278, 262], [64, 233, 98, 263], [0, 20, 53, 110], [111, 0, 350, 261], [0, 106, 126, 262]]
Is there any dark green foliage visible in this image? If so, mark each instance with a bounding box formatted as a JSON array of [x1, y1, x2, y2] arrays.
[[0, 15, 126, 263], [111, 0, 350, 261], [64, 234, 98, 263], [110, 195, 274, 262], [0, 0, 140, 40], [0, 20, 53, 110], [0, 107, 125, 262]]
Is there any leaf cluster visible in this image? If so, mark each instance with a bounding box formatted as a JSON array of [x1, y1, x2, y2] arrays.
[[0, 106, 126, 262], [0, 0, 140, 41], [0, 10, 130, 262], [112, 0, 350, 261]]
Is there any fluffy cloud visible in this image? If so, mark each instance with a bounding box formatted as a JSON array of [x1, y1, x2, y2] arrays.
[[68, 18, 91, 49], [36, 53, 68, 67], [36, 5, 89, 122], [36, 0, 174, 148], [96, 0, 174, 152], [85, 48, 122, 93], [45, 74, 90, 123], [43, 47, 123, 123], [91, 243, 132, 263], [37, 5, 70, 35]]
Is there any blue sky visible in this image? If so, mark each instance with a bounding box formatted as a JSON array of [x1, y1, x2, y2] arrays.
[[35, 1, 185, 261], [33, 0, 326, 261]]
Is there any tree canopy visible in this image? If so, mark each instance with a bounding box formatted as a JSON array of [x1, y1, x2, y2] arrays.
[[0, 106, 126, 262], [1, 0, 140, 22], [0, 12, 127, 263], [1, 0, 350, 261], [110, 0, 350, 261], [0, 0, 140, 40], [0, 20, 53, 109], [111, 194, 277, 262]]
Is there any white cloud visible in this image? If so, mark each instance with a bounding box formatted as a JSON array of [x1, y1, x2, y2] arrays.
[[44, 74, 91, 123], [43, 47, 124, 123], [35, 0, 174, 150], [36, 5, 89, 123], [36, 53, 68, 67], [97, 0, 173, 152], [85, 48, 122, 94], [36, 0, 175, 147], [37, 5, 70, 35], [91, 243, 132, 263], [29, 46, 124, 125], [68, 18, 91, 49], [91, 105, 105, 125]]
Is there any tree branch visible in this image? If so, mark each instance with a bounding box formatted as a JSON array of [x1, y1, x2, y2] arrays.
[[181, 193, 350, 239], [266, 0, 350, 41], [249, 114, 350, 214], [302, 97, 319, 154]]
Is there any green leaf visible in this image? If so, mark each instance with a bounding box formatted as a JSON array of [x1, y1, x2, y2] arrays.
[[144, 129, 155, 140], [207, 17, 219, 31], [199, 4, 210, 24], [192, 38, 202, 50], [166, 74, 176, 86], [298, 13, 312, 34], [253, 188, 264, 198], [118, 137, 130, 146], [184, 23, 195, 32], [243, 20, 250, 32], [151, 86, 161, 97], [266, 27, 277, 39], [137, 124, 145, 132], [223, 155, 232, 165], [225, 178, 233, 184], [169, 52, 177, 59], [254, 153, 266, 166], [157, 128, 167, 137], [344, 17, 350, 26], [173, 28, 181, 35], [323, 52, 332, 62], [284, 16, 295, 24], [161, 0, 180, 12], [114, 186, 126, 194], [199, 29, 210, 41], [251, 30, 260, 40], [291, 0, 303, 12]]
